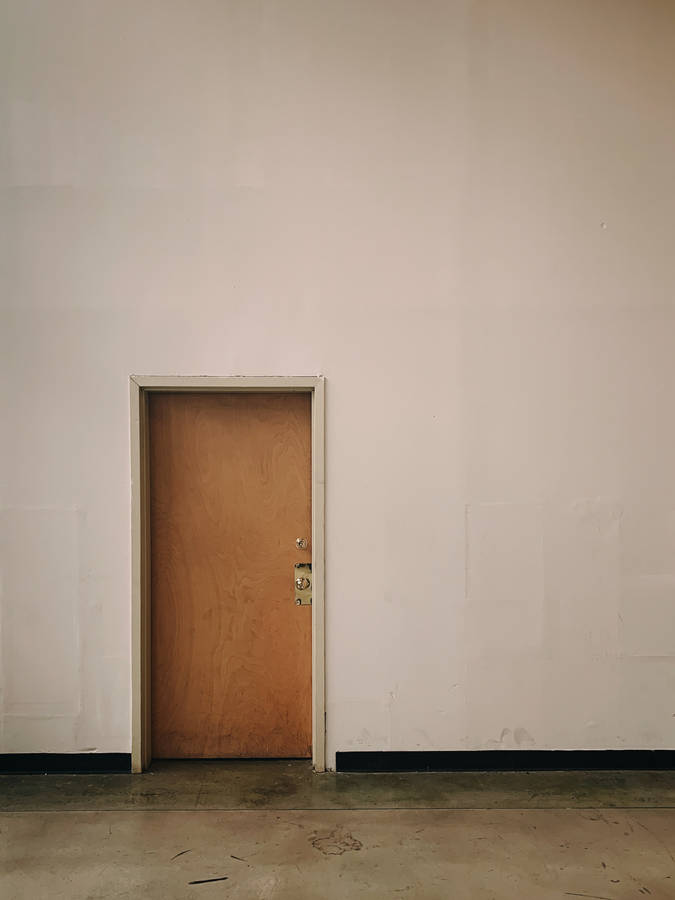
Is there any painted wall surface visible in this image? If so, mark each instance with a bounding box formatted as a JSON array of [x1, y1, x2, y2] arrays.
[[1, 1, 675, 766]]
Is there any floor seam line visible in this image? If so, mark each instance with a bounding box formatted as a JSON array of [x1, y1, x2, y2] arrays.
[[4, 805, 675, 814]]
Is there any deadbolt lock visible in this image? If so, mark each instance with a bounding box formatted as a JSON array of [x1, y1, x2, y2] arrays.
[[294, 563, 312, 606]]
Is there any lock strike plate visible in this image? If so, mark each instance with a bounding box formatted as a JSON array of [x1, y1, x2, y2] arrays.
[[294, 563, 312, 606]]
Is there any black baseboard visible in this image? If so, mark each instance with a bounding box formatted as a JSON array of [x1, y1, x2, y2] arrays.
[[335, 750, 675, 773], [0, 753, 132, 775]]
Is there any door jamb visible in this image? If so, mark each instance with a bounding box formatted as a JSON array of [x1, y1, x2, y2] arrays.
[[130, 375, 326, 773]]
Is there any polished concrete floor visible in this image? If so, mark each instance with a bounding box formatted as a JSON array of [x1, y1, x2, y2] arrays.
[[3, 761, 675, 898]]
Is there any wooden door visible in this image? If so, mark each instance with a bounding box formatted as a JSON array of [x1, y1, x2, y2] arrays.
[[149, 392, 312, 758]]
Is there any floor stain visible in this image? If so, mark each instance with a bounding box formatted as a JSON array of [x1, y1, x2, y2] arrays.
[[310, 827, 363, 855]]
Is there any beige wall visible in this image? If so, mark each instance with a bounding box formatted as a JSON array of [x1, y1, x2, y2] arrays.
[[1, 0, 675, 766]]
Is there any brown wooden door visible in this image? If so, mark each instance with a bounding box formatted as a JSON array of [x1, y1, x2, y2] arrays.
[[149, 392, 312, 758]]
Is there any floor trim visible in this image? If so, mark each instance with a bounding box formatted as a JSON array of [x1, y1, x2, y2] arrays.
[[335, 750, 675, 772], [0, 753, 132, 774]]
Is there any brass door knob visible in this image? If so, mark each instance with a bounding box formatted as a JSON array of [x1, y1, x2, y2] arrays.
[[296, 537, 308, 549]]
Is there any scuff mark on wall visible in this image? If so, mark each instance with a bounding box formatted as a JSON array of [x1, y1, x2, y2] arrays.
[[485, 728, 535, 750], [513, 727, 535, 748], [328, 701, 390, 752]]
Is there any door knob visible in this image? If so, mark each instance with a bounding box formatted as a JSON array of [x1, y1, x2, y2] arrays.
[[296, 537, 308, 549], [294, 562, 312, 606]]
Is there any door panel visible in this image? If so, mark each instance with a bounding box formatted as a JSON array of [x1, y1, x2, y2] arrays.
[[149, 392, 312, 758]]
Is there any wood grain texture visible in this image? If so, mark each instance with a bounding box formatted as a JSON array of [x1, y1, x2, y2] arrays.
[[149, 393, 312, 758]]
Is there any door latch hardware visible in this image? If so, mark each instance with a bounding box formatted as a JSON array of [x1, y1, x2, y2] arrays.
[[296, 537, 308, 549], [294, 563, 312, 606]]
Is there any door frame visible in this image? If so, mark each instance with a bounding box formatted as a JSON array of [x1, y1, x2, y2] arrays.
[[129, 375, 326, 773]]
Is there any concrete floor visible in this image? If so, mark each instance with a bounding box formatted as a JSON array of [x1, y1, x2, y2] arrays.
[[3, 762, 675, 898]]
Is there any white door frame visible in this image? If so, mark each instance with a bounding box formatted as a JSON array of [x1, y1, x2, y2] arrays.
[[129, 375, 326, 773]]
